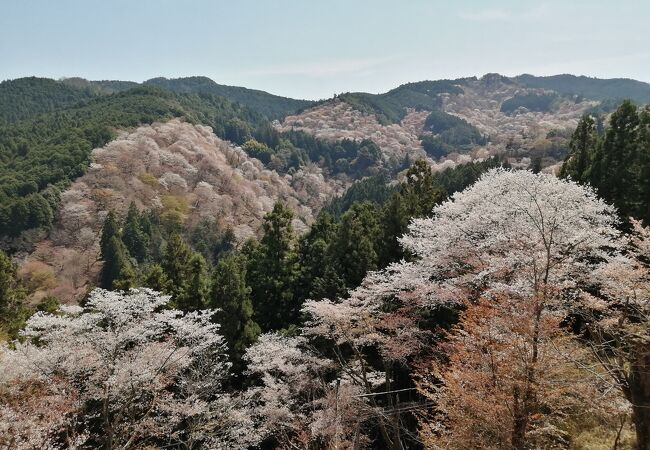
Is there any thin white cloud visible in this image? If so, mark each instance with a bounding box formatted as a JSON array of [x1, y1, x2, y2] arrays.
[[236, 56, 396, 78], [460, 4, 549, 22]]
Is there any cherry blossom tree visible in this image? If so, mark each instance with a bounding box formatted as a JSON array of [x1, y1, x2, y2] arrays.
[[0, 288, 249, 450], [580, 219, 650, 450], [304, 169, 626, 449]]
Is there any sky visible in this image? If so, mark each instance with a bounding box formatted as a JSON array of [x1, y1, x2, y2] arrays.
[[2, 0, 649, 100]]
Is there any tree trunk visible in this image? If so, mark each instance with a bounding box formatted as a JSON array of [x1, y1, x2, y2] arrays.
[[630, 351, 650, 450], [511, 385, 529, 450]]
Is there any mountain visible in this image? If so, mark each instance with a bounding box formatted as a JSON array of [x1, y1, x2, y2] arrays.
[[143, 76, 314, 119], [277, 72, 650, 174], [513, 73, 650, 102], [21, 119, 342, 302], [0, 77, 97, 122], [3, 72, 649, 244]]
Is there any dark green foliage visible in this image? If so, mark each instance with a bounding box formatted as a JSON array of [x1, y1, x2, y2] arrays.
[[101, 236, 135, 290], [338, 79, 464, 124], [189, 220, 235, 264], [377, 160, 446, 265], [144, 76, 313, 120], [500, 92, 558, 114], [264, 130, 384, 177], [323, 173, 395, 217], [60, 77, 140, 95], [514, 74, 650, 103], [422, 110, 486, 153], [161, 234, 194, 299], [559, 114, 599, 183], [209, 254, 260, 364], [420, 134, 452, 159], [0, 77, 97, 123], [242, 139, 273, 164], [181, 253, 208, 311], [431, 156, 508, 196], [0, 249, 28, 337], [142, 264, 168, 293], [561, 101, 650, 223], [328, 203, 381, 287], [100, 211, 120, 260], [245, 203, 299, 331], [121, 203, 149, 262]]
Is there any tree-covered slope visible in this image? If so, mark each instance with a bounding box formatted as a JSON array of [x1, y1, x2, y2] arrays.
[[338, 79, 465, 124], [0, 86, 272, 238], [144, 76, 314, 119], [514, 73, 650, 103], [0, 77, 98, 123]]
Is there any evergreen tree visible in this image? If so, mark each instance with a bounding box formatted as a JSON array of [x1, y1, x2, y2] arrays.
[[161, 233, 193, 297], [0, 250, 27, 337], [600, 100, 639, 212], [329, 202, 381, 288], [177, 253, 208, 311], [209, 254, 260, 365], [121, 202, 149, 262], [246, 202, 299, 331], [530, 156, 542, 174], [296, 213, 337, 300], [142, 264, 168, 293], [101, 236, 135, 290], [559, 114, 598, 182], [379, 192, 409, 266], [401, 159, 446, 218], [100, 211, 120, 260]]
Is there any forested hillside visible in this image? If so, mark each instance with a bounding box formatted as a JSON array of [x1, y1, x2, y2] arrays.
[[0, 73, 649, 449], [144, 76, 314, 119]]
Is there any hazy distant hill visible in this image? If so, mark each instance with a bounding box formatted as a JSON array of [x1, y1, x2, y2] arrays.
[[144, 76, 314, 119], [513, 73, 650, 102]]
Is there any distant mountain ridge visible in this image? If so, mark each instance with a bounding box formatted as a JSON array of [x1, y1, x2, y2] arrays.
[[143, 76, 314, 120]]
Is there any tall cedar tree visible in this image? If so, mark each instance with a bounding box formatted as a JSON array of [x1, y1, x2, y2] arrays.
[[99, 211, 119, 260], [101, 236, 135, 290], [562, 101, 650, 224], [246, 202, 299, 331], [121, 202, 149, 262], [209, 254, 260, 366]]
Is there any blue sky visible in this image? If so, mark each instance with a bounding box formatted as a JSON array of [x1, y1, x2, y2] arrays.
[[1, 0, 649, 99]]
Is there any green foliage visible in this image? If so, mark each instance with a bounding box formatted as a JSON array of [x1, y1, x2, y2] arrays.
[[500, 92, 558, 114], [328, 203, 382, 287], [181, 253, 208, 311], [422, 110, 486, 155], [100, 211, 120, 260], [101, 236, 135, 290], [144, 76, 313, 120], [121, 202, 149, 262], [242, 139, 273, 164], [0, 250, 29, 339], [338, 79, 463, 124], [245, 202, 299, 331], [514, 74, 650, 103], [561, 101, 650, 223], [559, 114, 599, 183], [0, 77, 97, 123], [431, 156, 508, 196], [189, 219, 235, 264], [323, 173, 395, 217], [209, 254, 260, 365]]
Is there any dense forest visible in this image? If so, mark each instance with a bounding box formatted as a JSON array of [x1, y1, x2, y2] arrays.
[[0, 75, 649, 449], [0, 79, 386, 240]]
